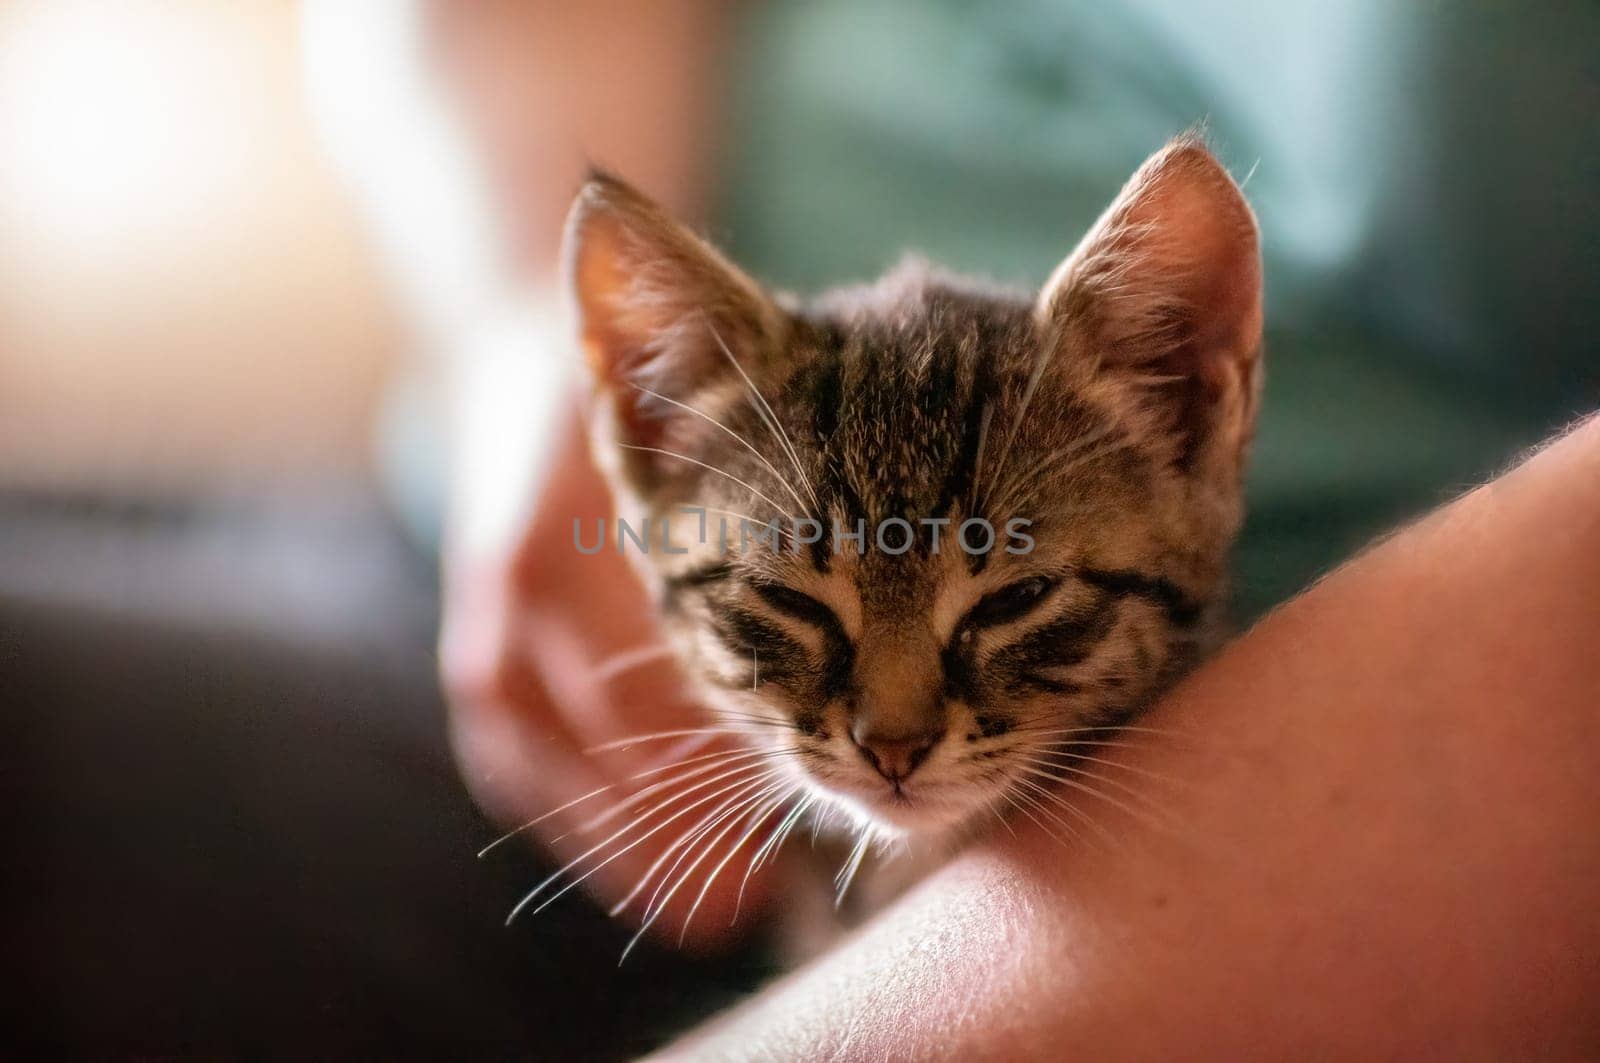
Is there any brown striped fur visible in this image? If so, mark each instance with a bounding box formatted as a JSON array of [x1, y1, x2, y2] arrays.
[[566, 135, 1262, 847]]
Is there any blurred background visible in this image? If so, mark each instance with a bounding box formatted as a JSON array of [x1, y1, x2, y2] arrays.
[[2, 0, 1595, 1057]]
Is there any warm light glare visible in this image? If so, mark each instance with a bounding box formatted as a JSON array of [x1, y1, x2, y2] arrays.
[[0, 1, 234, 253]]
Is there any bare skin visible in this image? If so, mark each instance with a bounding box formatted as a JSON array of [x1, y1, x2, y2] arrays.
[[662, 414, 1600, 1059], [430, 0, 769, 947], [443, 413, 779, 943]]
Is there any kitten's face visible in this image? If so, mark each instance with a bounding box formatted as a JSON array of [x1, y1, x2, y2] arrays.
[[568, 138, 1262, 838]]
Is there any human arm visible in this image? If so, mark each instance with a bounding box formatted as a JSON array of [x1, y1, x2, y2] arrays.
[[420, 0, 776, 946]]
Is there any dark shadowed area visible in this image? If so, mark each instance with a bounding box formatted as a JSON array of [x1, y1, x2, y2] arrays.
[[0, 488, 768, 1057]]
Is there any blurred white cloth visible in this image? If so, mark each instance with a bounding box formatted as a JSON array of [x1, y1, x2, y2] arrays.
[[300, 0, 574, 558]]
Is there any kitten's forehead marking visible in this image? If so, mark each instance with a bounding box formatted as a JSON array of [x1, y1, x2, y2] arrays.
[[798, 273, 1031, 522]]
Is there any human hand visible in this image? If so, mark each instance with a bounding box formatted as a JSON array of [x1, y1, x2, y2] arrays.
[[440, 410, 780, 953]]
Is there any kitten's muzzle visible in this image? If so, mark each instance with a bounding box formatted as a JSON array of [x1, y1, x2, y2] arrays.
[[850, 723, 939, 784]]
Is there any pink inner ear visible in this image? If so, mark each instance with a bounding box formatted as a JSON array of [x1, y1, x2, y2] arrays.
[[567, 173, 778, 379], [572, 211, 638, 381], [1042, 140, 1262, 369], [1123, 147, 1263, 375], [571, 207, 693, 388], [1037, 138, 1263, 469], [563, 172, 786, 480], [568, 213, 670, 450]]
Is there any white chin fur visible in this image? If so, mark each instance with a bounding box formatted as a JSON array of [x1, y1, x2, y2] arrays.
[[814, 780, 987, 837]]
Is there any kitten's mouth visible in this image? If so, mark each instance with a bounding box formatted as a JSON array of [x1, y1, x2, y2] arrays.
[[830, 776, 918, 805], [823, 775, 978, 834]]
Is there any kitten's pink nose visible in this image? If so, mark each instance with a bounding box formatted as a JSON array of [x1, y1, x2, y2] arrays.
[[851, 726, 939, 784]]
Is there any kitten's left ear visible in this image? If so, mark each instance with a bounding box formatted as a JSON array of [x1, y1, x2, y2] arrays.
[[1039, 136, 1263, 472], [564, 171, 788, 494]]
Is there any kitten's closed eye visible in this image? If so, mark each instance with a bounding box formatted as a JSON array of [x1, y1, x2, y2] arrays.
[[750, 581, 844, 632], [747, 580, 854, 705], [962, 576, 1056, 629]]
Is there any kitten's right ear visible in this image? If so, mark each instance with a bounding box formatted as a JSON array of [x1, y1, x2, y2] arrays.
[[1037, 137, 1262, 477], [564, 172, 786, 493]]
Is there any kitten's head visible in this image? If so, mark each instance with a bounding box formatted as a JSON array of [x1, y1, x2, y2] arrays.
[[565, 137, 1261, 837]]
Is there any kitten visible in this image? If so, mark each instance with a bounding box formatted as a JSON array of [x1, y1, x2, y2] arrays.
[[564, 135, 1261, 935]]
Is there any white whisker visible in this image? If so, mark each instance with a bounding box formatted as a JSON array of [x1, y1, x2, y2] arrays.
[[736, 794, 813, 923], [1025, 747, 1186, 789], [968, 398, 995, 512], [631, 384, 811, 514], [706, 316, 820, 513], [708, 708, 798, 731], [614, 774, 782, 921], [757, 795, 812, 879], [591, 643, 677, 684], [1017, 756, 1178, 828], [677, 787, 800, 944], [619, 780, 789, 963], [558, 748, 789, 842], [1011, 775, 1110, 847], [1014, 763, 1166, 834], [618, 444, 797, 523], [697, 507, 796, 545], [1002, 787, 1075, 848], [507, 764, 778, 925], [833, 830, 871, 909], [990, 800, 1019, 839], [477, 742, 752, 858], [1010, 723, 1195, 743], [986, 423, 1126, 519], [585, 727, 750, 754], [979, 341, 1052, 513]]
